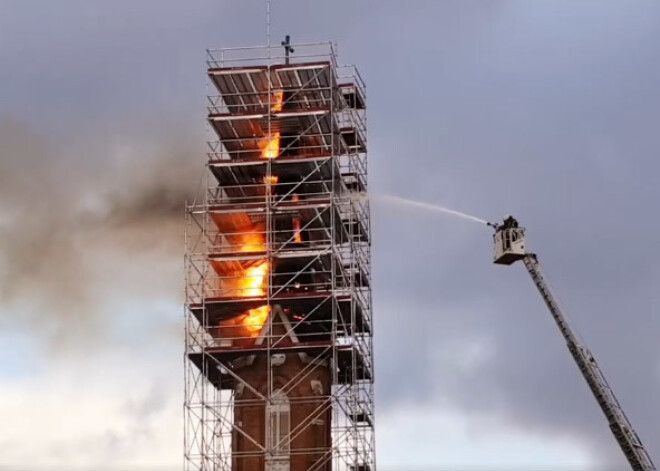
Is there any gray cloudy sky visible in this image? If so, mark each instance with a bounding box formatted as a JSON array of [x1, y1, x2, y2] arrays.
[[0, 1, 659, 469]]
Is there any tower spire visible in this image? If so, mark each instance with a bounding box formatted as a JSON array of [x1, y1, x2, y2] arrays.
[[281, 35, 294, 64]]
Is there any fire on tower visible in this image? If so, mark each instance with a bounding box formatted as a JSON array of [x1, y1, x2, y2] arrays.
[[184, 42, 374, 471]]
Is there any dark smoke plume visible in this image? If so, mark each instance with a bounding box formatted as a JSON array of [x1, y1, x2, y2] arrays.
[[0, 116, 205, 346]]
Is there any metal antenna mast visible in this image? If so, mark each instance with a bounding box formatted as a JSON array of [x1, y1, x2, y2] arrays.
[[266, 0, 271, 53]]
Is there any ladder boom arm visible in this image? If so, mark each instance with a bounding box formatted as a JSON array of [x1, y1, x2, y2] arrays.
[[523, 254, 656, 471]]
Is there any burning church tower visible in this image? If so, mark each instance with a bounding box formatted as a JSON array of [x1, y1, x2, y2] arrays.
[[184, 42, 374, 471]]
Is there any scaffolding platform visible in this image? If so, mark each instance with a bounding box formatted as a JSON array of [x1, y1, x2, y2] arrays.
[[188, 342, 372, 390], [185, 42, 374, 471], [189, 292, 370, 335]]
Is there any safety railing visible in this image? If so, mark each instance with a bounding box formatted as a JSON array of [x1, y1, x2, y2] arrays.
[[206, 42, 337, 70], [206, 138, 336, 162], [186, 261, 369, 301], [206, 88, 338, 116], [205, 180, 335, 206]]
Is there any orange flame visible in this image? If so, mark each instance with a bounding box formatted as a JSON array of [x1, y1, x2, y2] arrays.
[[216, 228, 268, 298], [221, 94, 283, 332], [243, 305, 271, 334], [260, 132, 280, 159], [239, 232, 266, 253], [271, 91, 284, 112], [292, 194, 302, 243], [259, 91, 283, 159], [238, 261, 268, 298], [263, 175, 279, 186]]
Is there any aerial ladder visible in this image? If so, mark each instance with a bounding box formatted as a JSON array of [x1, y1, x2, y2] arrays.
[[490, 216, 656, 471]]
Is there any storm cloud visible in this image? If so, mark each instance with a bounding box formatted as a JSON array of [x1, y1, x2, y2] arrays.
[[0, 0, 659, 469]]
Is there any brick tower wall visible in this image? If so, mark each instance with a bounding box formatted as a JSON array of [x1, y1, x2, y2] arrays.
[[232, 351, 331, 471]]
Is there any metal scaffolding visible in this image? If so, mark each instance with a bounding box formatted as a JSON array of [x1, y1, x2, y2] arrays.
[[184, 42, 374, 471]]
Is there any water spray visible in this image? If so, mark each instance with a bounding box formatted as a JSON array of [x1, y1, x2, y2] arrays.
[[365, 193, 491, 226]]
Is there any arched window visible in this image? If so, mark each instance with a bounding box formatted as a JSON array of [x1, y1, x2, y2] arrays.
[[266, 389, 290, 471]]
